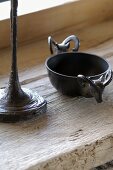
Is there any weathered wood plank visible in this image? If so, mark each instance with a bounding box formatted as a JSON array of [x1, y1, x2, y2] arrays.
[[1, 21, 113, 170]]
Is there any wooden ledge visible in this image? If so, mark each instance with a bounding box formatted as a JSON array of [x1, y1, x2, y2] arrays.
[[0, 18, 113, 169]]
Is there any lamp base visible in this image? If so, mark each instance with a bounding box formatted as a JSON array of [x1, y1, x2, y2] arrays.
[[0, 88, 47, 123]]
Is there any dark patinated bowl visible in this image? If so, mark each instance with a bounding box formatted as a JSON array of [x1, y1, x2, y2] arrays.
[[46, 52, 112, 94], [45, 35, 112, 102]]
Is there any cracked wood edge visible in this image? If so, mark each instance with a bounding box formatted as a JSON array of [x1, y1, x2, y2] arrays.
[[92, 160, 113, 170], [27, 135, 113, 170]]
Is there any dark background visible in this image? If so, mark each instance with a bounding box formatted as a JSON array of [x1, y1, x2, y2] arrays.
[[0, 0, 9, 2]]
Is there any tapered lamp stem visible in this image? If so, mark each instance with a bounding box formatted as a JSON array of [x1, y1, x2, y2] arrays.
[[8, 0, 22, 99], [11, 0, 18, 78], [0, 0, 47, 122]]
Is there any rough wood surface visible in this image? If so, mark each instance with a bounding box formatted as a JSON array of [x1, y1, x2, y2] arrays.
[[0, 20, 113, 170]]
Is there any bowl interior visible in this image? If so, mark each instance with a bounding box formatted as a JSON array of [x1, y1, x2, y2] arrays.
[[47, 53, 109, 77]]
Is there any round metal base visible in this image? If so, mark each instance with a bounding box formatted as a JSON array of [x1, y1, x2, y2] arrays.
[[0, 88, 47, 123]]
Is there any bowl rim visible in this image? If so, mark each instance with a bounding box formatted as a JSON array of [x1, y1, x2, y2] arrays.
[[45, 52, 111, 79]]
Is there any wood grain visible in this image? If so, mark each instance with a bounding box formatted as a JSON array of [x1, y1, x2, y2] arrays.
[[0, 0, 113, 49], [0, 18, 113, 169]]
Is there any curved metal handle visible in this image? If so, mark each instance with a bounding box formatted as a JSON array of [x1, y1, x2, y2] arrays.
[[98, 70, 113, 87], [77, 75, 104, 103], [61, 35, 80, 52], [48, 35, 80, 55]]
